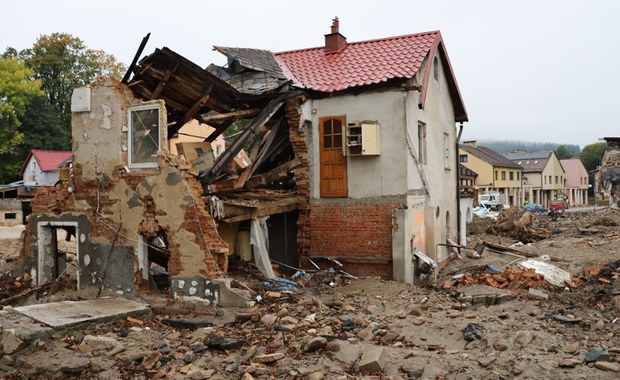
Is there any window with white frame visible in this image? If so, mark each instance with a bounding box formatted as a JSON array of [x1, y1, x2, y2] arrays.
[[128, 104, 162, 168]]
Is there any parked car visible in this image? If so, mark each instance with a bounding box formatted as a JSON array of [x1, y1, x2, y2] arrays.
[[548, 201, 567, 214], [553, 193, 569, 208], [523, 203, 548, 214]]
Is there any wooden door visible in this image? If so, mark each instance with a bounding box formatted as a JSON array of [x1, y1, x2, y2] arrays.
[[319, 116, 348, 197]]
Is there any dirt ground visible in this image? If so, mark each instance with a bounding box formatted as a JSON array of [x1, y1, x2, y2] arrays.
[[0, 207, 619, 379]]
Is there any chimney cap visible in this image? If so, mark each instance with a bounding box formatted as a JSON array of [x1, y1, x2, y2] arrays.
[[331, 17, 339, 34]]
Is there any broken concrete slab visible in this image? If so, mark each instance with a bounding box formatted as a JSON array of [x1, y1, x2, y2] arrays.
[[457, 284, 516, 306], [12, 297, 150, 329]]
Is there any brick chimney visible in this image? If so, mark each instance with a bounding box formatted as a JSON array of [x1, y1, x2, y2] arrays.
[[324, 17, 347, 54]]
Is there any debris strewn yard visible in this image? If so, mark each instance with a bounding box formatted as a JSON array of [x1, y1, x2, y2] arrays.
[[0, 207, 619, 379]]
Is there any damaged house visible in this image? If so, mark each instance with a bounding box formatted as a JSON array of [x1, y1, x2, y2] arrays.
[[16, 19, 467, 300]]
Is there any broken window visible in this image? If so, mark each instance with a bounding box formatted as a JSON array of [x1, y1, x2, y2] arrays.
[[128, 104, 163, 168]]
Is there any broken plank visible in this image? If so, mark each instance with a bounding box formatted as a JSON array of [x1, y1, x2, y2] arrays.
[[201, 108, 260, 124]]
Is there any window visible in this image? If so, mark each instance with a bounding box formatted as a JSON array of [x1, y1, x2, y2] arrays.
[[495, 171, 498, 181], [418, 122, 427, 164], [501, 171, 506, 180], [517, 172, 520, 181], [128, 104, 163, 168], [5, 212, 17, 220], [509, 171, 514, 181], [433, 56, 439, 81], [544, 176, 547, 184], [549, 175, 552, 184], [555, 175, 558, 184], [443, 133, 450, 169], [459, 154, 468, 163]]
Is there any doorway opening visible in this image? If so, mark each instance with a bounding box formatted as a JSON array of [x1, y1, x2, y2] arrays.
[[37, 221, 79, 289], [137, 230, 170, 292]]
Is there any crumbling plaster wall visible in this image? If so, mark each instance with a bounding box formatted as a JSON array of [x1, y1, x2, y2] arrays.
[[21, 77, 228, 295]]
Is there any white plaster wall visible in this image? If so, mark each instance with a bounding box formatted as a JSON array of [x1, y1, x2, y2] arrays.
[[307, 90, 408, 199], [410, 52, 459, 260]]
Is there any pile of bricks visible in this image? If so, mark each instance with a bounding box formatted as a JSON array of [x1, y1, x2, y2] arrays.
[[444, 267, 549, 291]]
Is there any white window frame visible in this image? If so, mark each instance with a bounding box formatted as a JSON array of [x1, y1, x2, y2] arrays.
[[128, 103, 163, 169]]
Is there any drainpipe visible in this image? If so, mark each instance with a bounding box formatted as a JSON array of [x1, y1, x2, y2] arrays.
[[455, 122, 464, 251]]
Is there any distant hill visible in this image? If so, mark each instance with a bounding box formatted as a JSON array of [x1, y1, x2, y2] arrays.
[[472, 140, 581, 156]]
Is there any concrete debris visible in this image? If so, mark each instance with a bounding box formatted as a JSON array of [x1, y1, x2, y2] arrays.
[[519, 259, 571, 287], [358, 347, 386, 373]]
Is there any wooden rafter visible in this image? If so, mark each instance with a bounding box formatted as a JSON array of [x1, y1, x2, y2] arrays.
[[201, 108, 260, 124], [150, 62, 180, 100], [206, 119, 234, 142], [176, 84, 214, 128]]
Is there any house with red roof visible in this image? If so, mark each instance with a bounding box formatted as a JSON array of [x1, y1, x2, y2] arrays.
[[19, 150, 72, 186], [270, 18, 468, 282], [16, 19, 468, 298]]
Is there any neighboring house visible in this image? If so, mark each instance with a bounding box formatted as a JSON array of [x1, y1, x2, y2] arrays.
[[504, 151, 565, 206], [459, 141, 523, 207], [168, 119, 225, 158], [458, 164, 477, 243], [15, 19, 468, 299], [560, 158, 589, 206], [273, 18, 468, 281], [19, 150, 72, 186], [0, 181, 23, 226]]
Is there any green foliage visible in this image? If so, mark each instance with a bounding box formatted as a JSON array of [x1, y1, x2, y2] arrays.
[[554, 145, 576, 159], [579, 142, 607, 172], [0, 57, 43, 155], [20, 33, 126, 125]]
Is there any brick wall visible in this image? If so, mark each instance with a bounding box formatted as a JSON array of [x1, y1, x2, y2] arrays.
[[308, 200, 399, 278]]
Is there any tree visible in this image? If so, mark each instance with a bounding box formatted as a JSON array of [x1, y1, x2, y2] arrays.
[[554, 145, 574, 160], [0, 57, 43, 155], [21, 33, 125, 126], [0, 95, 68, 183], [579, 142, 607, 172], [579, 142, 608, 197]]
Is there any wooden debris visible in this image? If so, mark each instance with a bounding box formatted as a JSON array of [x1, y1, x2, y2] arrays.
[[485, 209, 552, 243]]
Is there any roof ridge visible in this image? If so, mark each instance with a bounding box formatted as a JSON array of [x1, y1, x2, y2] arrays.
[[274, 30, 440, 56]]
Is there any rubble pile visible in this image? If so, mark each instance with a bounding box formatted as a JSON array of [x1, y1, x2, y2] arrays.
[[485, 208, 551, 243], [444, 267, 551, 292]]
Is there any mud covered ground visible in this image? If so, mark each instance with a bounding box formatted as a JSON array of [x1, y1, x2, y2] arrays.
[[0, 207, 619, 379]]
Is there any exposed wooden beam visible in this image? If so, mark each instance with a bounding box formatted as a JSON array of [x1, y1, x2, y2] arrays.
[[245, 158, 301, 189], [205, 119, 233, 142], [150, 62, 179, 100], [201, 108, 260, 124], [177, 84, 214, 128]]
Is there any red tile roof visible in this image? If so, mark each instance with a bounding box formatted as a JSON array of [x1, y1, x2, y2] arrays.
[[274, 30, 467, 122], [19, 150, 72, 176], [275, 31, 437, 92]]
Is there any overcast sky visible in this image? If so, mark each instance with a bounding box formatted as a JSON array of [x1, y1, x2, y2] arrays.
[[2, 0, 619, 148]]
